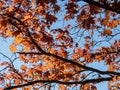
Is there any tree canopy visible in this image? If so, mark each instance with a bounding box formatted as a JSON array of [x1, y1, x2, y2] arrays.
[[0, 0, 120, 90]]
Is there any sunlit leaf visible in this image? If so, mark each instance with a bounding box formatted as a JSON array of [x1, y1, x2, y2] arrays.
[[0, 1, 3, 8], [0, 62, 8, 66], [103, 29, 112, 36], [9, 44, 17, 52], [14, 34, 23, 44], [31, 0, 34, 7], [6, 30, 12, 36], [14, 79, 20, 85], [21, 65, 27, 71]]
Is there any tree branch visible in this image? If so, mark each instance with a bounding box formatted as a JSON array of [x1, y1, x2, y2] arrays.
[[18, 51, 120, 76], [26, 31, 45, 53], [4, 77, 112, 90], [82, 0, 120, 14]]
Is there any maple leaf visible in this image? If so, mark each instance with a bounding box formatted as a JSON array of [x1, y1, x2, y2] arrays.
[[21, 65, 27, 71], [31, 0, 35, 7], [0, 0, 120, 90], [0, 1, 3, 8], [13, 34, 24, 44], [6, 30, 12, 36], [103, 29, 112, 36], [9, 44, 17, 52], [0, 62, 9, 66], [14, 79, 20, 85]]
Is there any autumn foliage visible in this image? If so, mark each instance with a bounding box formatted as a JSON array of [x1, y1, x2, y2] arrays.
[[0, 0, 120, 90]]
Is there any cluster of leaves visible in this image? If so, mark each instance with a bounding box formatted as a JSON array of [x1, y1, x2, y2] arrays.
[[0, 0, 120, 90]]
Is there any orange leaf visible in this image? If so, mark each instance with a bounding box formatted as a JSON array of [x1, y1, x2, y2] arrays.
[[103, 29, 112, 36], [42, 66, 48, 71], [58, 85, 66, 90], [71, 53, 79, 59], [24, 15, 31, 20], [14, 34, 23, 44], [0, 62, 8, 66], [112, 76, 117, 82], [81, 73, 86, 78], [84, 44, 89, 50], [0, 88, 3, 90], [31, 0, 34, 7], [112, 20, 119, 27], [9, 44, 16, 52], [0, 1, 3, 8], [6, 30, 12, 36], [8, 7, 13, 12], [14, 79, 20, 85], [21, 65, 27, 71]]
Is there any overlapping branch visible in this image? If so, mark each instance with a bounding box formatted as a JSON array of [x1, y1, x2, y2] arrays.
[[82, 0, 120, 14], [4, 77, 112, 90], [6, 5, 120, 89], [18, 51, 120, 76], [18, 32, 120, 76]]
